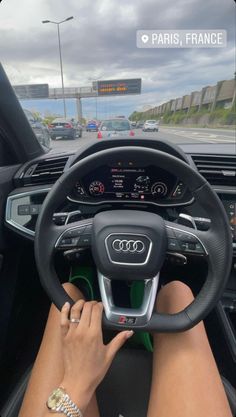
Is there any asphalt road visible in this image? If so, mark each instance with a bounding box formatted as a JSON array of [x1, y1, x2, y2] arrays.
[[51, 126, 235, 152]]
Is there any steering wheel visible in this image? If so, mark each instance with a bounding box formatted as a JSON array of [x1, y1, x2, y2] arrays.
[[34, 147, 232, 332]]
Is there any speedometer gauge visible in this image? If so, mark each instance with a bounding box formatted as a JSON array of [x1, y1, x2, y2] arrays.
[[89, 181, 105, 196], [151, 182, 168, 197]]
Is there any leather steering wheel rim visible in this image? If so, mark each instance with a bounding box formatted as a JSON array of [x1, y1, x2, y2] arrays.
[[34, 146, 233, 332]]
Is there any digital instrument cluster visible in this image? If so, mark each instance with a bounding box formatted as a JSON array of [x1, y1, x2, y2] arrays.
[[70, 164, 192, 206]]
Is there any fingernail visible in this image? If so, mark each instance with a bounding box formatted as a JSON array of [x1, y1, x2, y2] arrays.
[[126, 330, 134, 339], [64, 302, 70, 308]]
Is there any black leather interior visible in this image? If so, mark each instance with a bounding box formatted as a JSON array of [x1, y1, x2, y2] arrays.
[[1, 349, 236, 417]]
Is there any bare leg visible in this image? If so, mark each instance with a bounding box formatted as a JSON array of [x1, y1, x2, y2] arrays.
[[147, 281, 232, 417], [19, 283, 100, 417]]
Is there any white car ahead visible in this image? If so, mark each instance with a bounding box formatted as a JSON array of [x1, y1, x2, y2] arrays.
[[98, 118, 135, 139], [143, 120, 159, 132]]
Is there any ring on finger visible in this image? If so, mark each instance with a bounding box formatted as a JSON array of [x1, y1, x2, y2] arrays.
[[70, 318, 80, 324]]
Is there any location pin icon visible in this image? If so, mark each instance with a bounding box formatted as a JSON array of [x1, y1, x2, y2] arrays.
[[141, 34, 149, 44]]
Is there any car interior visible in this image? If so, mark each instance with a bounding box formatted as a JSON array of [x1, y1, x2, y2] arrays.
[[0, 61, 236, 417]]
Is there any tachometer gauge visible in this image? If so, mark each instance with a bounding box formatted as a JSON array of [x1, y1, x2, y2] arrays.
[[151, 182, 168, 197], [89, 181, 105, 196]]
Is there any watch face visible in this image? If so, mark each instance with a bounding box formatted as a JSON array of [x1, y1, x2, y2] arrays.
[[47, 387, 66, 410]]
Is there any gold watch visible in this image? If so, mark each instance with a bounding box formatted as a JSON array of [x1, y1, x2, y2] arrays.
[[47, 387, 83, 417]]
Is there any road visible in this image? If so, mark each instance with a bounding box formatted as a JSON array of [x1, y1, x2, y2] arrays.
[[50, 126, 235, 152]]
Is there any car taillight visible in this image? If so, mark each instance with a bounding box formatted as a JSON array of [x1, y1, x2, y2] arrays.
[[97, 131, 103, 139], [129, 130, 135, 137], [48, 124, 53, 129], [65, 123, 72, 128]]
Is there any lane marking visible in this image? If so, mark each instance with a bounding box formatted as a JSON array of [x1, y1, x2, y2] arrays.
[[159, 129, 235, 143]]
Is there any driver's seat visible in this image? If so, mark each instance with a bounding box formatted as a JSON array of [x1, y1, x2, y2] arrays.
[[1, 349, 236, 417]]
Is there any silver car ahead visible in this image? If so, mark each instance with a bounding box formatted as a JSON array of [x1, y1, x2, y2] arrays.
[[143, 120, 159, 132], [98, 118, 135, 139]]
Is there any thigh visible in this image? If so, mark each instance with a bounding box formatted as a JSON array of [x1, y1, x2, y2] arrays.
[[147, 281, 232, 417]]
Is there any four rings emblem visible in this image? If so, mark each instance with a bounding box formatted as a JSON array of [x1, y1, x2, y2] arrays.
[[112, 239, 145, 253]]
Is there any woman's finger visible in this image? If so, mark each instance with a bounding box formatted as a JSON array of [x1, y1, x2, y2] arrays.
[[60, 302, 70, 337], [90, 302, 103, 334], [70, 299, 85, 321], [79, 301, 98, 329], [106, 330, 134, 361]]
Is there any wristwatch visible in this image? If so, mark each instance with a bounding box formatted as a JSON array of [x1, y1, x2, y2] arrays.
[[47, 387, 83, 417]]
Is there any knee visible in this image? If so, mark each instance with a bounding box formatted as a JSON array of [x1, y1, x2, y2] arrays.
[[62, 282, 85, 302], [155, 281, 194, 314]]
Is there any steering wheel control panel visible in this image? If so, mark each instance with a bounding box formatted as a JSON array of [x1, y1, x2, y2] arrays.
[[55, 221, 207, 260], [69, 163, 193, 207], [55, 223, 93, 249], [166, 226, 206, 255]]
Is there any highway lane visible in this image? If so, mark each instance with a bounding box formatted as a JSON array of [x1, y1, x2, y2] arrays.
[[50, 126, 235, 152]]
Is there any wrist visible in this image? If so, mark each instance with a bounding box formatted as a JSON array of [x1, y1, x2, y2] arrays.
[[59, 379, 93, 414]]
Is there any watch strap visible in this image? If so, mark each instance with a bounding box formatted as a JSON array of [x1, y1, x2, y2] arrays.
[[57, 394, 83, 417]]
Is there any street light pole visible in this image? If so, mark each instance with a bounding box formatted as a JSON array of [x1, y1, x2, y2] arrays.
[[56, 23, 66, 118], [42, 17, 74, 119], [95, 81, 98, 120]]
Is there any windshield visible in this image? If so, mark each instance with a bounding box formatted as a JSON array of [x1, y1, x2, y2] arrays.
[[101, 120, 130, 131], [0, 0, 235, 152]]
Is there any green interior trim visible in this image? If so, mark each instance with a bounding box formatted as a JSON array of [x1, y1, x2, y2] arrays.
[[69, 266, 95, 300], [69, 267, 153, 351]]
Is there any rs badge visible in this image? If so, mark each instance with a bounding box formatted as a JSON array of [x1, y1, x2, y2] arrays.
[[118, 316, 137, 325]]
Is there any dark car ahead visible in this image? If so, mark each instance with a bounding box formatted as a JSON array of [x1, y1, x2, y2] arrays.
[[24, 109, 51, 148], [136, 121, 144, 128], [86, 120, 98, 132], [49, 118, 81, 140]]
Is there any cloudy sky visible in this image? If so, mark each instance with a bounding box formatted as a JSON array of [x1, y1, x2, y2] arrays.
[[0, 0, 235, 119]]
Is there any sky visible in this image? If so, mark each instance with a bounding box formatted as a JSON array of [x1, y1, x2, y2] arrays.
[[0, 0, 235, 119]]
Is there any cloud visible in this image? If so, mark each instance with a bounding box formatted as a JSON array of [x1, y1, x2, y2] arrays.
[[0, 0, 234, 117]]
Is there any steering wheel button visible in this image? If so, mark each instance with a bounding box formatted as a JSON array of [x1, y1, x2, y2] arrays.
[[188, 243, 196, 251], [168, 238, 181, 251], [195, 243, 205, 254], [79, 234, 91, 246], [179, 242, 188, 251], [175, 231, 198, 243], [65, 227, 85, 237], [60, 238, 71, 245]]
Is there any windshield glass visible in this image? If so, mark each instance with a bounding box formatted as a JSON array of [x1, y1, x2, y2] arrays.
[[0, 0, 235, 152]]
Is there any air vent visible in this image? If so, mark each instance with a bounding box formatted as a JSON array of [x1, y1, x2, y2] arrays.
[[22, 156, 69, 186], [192, 154, 236, 186]]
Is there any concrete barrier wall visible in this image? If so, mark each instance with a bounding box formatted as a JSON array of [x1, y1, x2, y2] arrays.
[[141, 79, 235, 117]]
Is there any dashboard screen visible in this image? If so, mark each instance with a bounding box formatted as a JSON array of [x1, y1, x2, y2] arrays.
[[73, 165, 188, 203], [221, 197, 236, 241]]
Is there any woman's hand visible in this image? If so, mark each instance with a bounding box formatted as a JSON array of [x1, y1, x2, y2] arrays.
[[59, 300, 133, 413]]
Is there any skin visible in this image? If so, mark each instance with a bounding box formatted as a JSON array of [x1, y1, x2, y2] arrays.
[[19, 281, 232, 417]]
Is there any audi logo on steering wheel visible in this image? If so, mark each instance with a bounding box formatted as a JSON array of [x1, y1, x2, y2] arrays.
[[112, 239, 145, 253]]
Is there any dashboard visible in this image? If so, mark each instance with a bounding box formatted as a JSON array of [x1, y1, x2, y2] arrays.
[[69, 163, 192, 206], [4, 138, 236, 256]]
